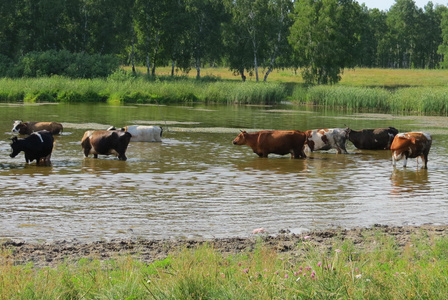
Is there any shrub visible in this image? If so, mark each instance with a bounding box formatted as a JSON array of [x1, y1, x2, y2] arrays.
[[12, 50, 120, 79]]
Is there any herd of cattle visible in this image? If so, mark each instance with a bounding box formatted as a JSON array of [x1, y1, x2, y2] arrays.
[[9, 120, 433, 169], [232, 127, 432, 169], [9, 121, 163, 164]]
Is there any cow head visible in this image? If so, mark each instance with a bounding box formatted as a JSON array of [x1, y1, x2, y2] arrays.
[[232, 130, 247, 145], [12, 120, 26, 134], [10, 136, 21, 158]]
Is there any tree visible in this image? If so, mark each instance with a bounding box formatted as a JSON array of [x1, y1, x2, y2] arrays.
[[357, 7, 387, 67], [184, 0, 226, 79], [437, 5, 448, 68], [262, 0, 294, 82], [134, 0, 169, 76], [385, 0, 420, 68], [289, 0, 363, 84]]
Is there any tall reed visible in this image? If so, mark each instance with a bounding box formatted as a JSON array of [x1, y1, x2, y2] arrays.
[[0, 77, 287, 105], [293, 85, 448, 115]]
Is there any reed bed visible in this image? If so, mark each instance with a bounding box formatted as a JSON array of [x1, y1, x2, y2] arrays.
[[0, 77, 286, 105], [2, 230, 448, 299], [293, 85, 448, 115]]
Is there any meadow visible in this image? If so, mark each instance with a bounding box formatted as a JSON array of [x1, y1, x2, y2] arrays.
[[1, 67, 448, 114], [2, 227, 448, 299]]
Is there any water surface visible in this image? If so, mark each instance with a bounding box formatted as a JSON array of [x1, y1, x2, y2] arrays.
[[1, 103, 447, 242]]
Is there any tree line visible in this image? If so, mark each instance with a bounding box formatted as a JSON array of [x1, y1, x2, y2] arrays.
[[1, 0, 448, 84]]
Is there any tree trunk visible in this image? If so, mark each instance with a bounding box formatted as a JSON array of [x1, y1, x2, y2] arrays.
[[152, 34, 160, 76], [146, 53, 150, 76], [196, 57, 201, 80], [263, 68, 272, 82], [240, 68, 246, 82], [254, 52, 259, 82], [130, 31, 135, 74], [171, 60, 175, 76]]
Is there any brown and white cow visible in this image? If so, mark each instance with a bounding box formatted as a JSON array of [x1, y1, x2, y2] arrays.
[[10, 130, 54, 164], [108, 125, 162, 142], [304, 128, 348, 154], [232, 130, 307, 159], [390, 132, 432, 168], [347, 127, 398, 150], [81, 130, 132, 161], [12, 120, 63, 135]]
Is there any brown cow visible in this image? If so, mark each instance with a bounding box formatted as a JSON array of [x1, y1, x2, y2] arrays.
[[391, 132, 432, 169], [12, 120, 63, 135], [81, 130, 132, 161], [347, 127, 398, 150], [232, 130, 307, 159]]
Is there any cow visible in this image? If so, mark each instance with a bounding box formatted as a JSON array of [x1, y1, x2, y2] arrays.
[[232, 130, 307, 159], [304, 128, 348, 154], [347, 127, 399, 150], [10, 130, 54, 164], [81, 130, 132, 161], [12, 120, 63, 135], [107, 125, 162, 142], [390, 132, 432, 169]]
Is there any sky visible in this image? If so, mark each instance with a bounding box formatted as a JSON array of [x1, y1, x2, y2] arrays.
[[360, 0, 447, 11]]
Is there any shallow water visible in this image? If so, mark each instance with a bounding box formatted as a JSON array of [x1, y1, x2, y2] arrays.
[[1, 103, 448, 242]]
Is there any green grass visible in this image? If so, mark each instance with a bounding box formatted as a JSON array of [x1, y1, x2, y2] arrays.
[[1, 67, 448, 114], [2, 229, 448, 299], [0, 76, 287, 105]]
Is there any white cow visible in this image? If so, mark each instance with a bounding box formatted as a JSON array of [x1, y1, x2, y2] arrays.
[[108, 125, 163, 142], [304, 128, 348, 154]]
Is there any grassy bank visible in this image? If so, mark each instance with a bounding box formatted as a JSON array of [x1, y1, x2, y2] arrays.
[[2, 228, 448, 299], [1, 67, 448, 114], [0, 76, 287, 105], [294, 85, 448, 114]]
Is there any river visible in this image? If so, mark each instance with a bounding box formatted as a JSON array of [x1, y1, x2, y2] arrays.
[[1, 103, 447, 242]]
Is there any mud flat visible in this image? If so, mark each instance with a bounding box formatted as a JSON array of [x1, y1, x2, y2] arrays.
[[2, 224, 448, 268]]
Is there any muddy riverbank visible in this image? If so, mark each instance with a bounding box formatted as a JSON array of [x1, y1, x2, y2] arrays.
[[2, 224, 447, 268]]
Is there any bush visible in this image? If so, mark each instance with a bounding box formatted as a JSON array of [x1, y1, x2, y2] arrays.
[[12, 50, 120, 79]]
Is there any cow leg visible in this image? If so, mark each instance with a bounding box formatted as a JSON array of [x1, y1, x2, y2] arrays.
[[402, 156, 408, 167], [422, 155, 428, 169], [391, 151, 397, 166], [118, 153, 127, 161], [83, 148, 91, 158], [93, 154, 98, 159]]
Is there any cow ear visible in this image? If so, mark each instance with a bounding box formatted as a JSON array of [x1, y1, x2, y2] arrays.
[[10, 136, 17, 142], [240, 130, 246, 134]]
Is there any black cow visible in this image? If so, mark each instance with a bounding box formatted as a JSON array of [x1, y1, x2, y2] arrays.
[[347, 127, 399, 150], [81, 130, 132, 161], [10, 130, 54, 164]]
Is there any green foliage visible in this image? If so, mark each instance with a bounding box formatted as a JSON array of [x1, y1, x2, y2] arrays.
[[11, 50, 120, 79], [0, 77, 286, 105], [293, 84, 448, 114]]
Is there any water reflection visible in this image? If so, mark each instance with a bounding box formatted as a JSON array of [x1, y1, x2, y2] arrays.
[[390, 168, 430, 196], [81, 157, 130, 174], [234, 156, 307, 174]]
